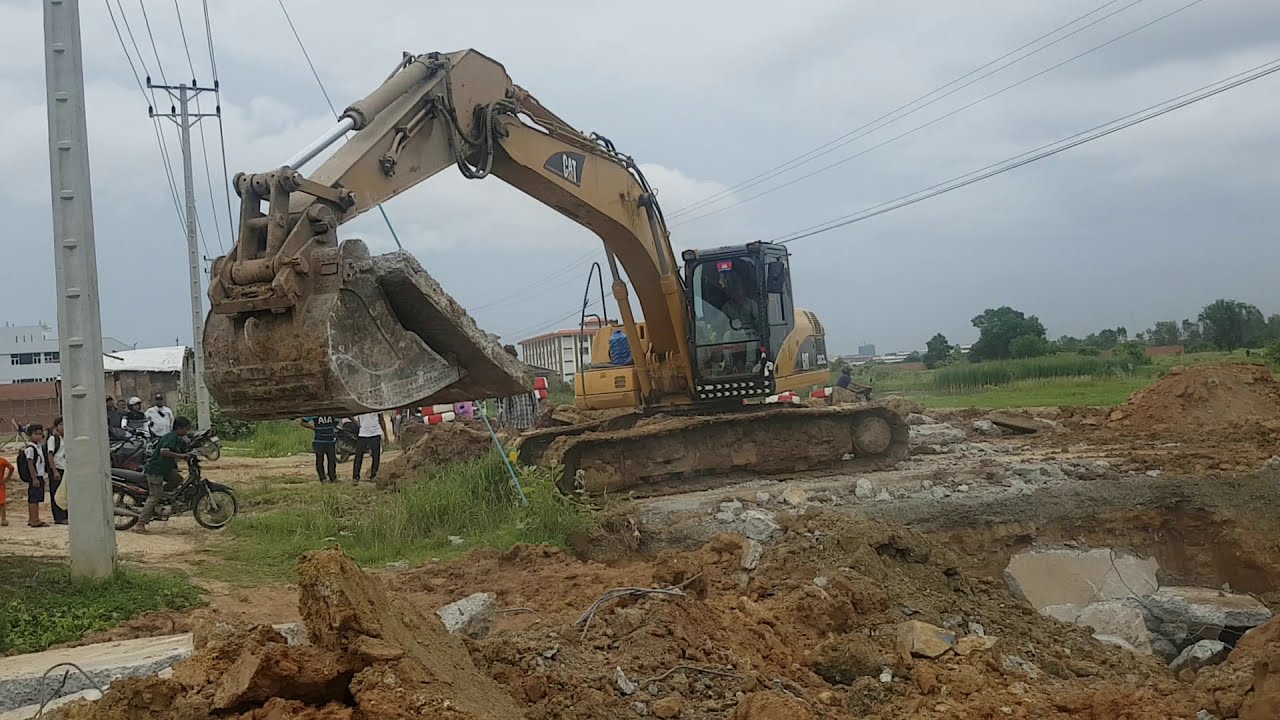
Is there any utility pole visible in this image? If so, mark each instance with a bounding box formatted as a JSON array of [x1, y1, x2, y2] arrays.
[[43, 0, 116, 579], [150, 81, 217, 431]]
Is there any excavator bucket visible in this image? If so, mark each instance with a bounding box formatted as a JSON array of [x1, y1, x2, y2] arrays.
[[204, 240, 531, 421]]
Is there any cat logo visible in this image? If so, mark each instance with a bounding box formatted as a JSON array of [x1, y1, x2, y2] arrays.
[[543, 151, 586, 186]]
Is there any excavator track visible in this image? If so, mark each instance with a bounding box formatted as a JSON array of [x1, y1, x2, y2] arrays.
[[518, 403, 909, 497]]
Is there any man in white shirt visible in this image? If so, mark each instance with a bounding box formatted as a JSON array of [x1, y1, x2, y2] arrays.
[[46, 417, 68, 524], [145, 393, 175, 437], [352, 412, 386, 484]]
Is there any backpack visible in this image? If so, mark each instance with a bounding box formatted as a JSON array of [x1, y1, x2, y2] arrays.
[[15, 443, 39, 484]]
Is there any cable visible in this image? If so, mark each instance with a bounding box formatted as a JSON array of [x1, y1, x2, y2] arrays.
[[666, 0, 1144, 218], [468, 249, 600, 312], [169, 0, 225, 253], [276, 0, 403, 250], [768, 59, 1280, 245], [105, 0, 186, 237], [672, 0, 1207, 227], [137, 0, 169, 88], [172, 0, 196, 80], [200, 0, 238, 243]]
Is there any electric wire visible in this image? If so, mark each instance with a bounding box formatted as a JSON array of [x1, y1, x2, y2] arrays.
[[201, 0, 238, 244], [173, 0, 224, 253], [666, 0, 1147, 218], [468, 249, 601, 312], [671, 0, 1207, 227], [766, 59, 1280, 246], [276, 0, 403, 249]]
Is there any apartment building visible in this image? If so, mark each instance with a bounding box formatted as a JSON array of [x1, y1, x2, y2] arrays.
[[518, 319, 605, 383], [0, 322, 132, 384]]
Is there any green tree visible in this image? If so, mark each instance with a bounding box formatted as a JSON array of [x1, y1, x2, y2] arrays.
[[1181, 319, 1202, 344], [1009, 334, 1052, 359], [1114, 341, 1151, 366], [1146, 321, 1181, 346], [1199, 299, 1265, 350], [922, 333, 955, 369], [1056, 335, 1083, 351], [970, 307, 1047, 361]]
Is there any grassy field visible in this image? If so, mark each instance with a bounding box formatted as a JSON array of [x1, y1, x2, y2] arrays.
[[223, 420, 315, 458], [204, 454, 594, 583], [849, 350, 1257, 408], [0, 559, 202, 654]]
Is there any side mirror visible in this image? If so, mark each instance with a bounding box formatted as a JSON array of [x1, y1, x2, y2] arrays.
[[766, 261, 787, 294]]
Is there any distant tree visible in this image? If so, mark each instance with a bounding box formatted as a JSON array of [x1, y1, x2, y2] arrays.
[[1009, 334, 1052, 359], [1086, 328, 1122, 350], [1056, 335, 1083, 351], [904, 351, 923, 363], [1077, 345, 1102, 356], [970, 307, 1047, 361], [1199, 299, 1265, 350], [1114, 341, 1150, 366], [1146, 321, 1181, 347], [1181, 319, 1202, 344], [922, 333, 955, 369]]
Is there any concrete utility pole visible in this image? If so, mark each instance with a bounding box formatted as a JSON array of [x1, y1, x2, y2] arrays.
[[150, 81, 217, 431], [43, 0, 117, 579]]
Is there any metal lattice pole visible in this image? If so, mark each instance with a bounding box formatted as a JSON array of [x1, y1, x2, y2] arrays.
[[152, 82, 216, 431], [43, 0, 117, 579]]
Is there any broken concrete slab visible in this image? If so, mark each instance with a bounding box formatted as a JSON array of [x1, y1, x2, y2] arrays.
[[740, 539, 764, 571], [1041, 604, 1082, 624], [908, 423, 966, 448], [1004, 547, 1158, 610], [741, 509, 780, 542], [1144, 586, 1273, 636], [972, 419, 1005, 437], [953, 635, 999, 656], [896, 620, 955, 659], [436, 592, 498, 639], [1076, 600, 1153, 654], [779, 488, 809, 506], [374, 251, 532, 404], [905, 413, 936, 425], [1169, 640, 1231, 675], [989, 410, 1050, 434]]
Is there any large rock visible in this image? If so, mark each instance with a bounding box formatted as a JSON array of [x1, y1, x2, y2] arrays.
[[908, 423, 966, 448], [896, 620, 955, 659], [1004, 548, 1158, 610], [905, 413, 937, 425], [741, 509, 780, 542], [972, 419, 1005, 437], [436, 592, 498, 639], [1169, 639, 1231, 674], [1144, 586, 1273, 638], [1076, 600, 1153, 654], [989, 410, 1059, 434]]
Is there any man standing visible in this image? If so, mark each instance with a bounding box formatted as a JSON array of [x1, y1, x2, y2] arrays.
[[300, 415, 338, 483], [122, 397, 148, 434], [106, 395, 123, 429], [136, 416, 192, 534], [46, 417, 67, 525], [20, 423, 48, 528], [352, 412, 386, 485], [145, 393, 175, 437]]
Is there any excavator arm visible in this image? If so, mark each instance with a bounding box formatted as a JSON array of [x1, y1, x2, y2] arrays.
[[205, 50, 692, 419]]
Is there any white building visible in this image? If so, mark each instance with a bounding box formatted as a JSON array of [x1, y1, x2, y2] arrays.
[[518, 319, 605, 383], [0, 322, 132, 384]]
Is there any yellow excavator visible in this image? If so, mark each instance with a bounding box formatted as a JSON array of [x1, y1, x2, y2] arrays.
[[203, 49, 907, 495]]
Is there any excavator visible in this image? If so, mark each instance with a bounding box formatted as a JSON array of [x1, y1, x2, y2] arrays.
[[203, 49, 908, 495]]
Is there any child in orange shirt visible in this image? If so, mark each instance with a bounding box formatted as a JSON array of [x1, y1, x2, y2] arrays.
[[0, 455, 12, 526]]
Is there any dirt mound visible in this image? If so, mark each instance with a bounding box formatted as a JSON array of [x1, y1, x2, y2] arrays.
[[1196, 615, 1280, 719], [1114, 363, 1280, 430], [378, 421, 494, 486], [51, 548, 521, 720]]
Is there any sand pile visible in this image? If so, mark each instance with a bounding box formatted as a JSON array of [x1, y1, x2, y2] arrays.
[[1113, 363, 1280, 430], [378, 422, 494, 486], [51, 548, 522, 720]]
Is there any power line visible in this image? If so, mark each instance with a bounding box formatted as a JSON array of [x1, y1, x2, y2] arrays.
[[672, 0, 1207, 227], [105, 0, 186, 237], [768, 59, 1280, 245], [275, 0, 403, 250], [199, 0, 238, 245], [172, 0, 225, 253], [468, 250, 601, 312], [136, 0, 169, 87], [666, 0, 1146, 219]]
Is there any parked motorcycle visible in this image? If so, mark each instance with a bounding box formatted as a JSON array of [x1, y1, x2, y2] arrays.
[[109, 426, 155, 472], [335, 424, 358, 463], [112, 428, 237, 531]]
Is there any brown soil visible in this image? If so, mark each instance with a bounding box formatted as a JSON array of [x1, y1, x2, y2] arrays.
[[377, 421, 493, 487], [1115, 363, 1280, 430]]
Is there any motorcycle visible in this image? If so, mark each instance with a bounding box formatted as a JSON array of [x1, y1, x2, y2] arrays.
[[111, 428, 238, 531], [335, 424, 358, 463], [109, 426, 155, 472]]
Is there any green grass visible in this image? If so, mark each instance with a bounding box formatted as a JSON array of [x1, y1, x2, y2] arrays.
[[0, 559, 203, 654], [207, 454, 594, 582], [913, 376, 1153, 409], [931, 355, 1139, 391], [224, 420, 314, 458]]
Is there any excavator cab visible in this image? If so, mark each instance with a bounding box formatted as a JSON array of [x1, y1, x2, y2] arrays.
[[682, 242, 797, 401]]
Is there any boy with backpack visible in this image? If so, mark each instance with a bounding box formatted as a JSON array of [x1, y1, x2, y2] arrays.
[[47, 417, 67, 524], [18, 423, 48, 528]]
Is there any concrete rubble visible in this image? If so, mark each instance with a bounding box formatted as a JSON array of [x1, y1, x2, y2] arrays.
[[853, 478, 875, 499], [1076, 600, 1154, 654], [740, 539, 764, 571], [436, 591, 498, 639], [740, 509, 780, 541], [779, 488, 809, 506], [1144, 586, 1273, 636], [907, 423, 966, 451], [905, 412, 936, 425], [896, 620, 955, 659], [1004, 547, 1158, 610], [972, 419, 1006, 436], [1169, 640, 1231, 675]]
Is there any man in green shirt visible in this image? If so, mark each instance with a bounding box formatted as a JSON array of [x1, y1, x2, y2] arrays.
[[135, 416, 192, 534]]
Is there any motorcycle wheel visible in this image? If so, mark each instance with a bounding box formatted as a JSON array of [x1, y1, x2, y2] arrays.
[[337, 445, 353, 463], [193, 488, 238, 529], [114, 490, 140, 531]]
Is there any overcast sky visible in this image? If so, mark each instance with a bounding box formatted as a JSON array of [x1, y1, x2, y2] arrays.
[[2, 0, 1277, 354]]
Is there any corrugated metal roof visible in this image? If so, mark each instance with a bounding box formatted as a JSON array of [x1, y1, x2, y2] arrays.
[[103, 346, 187, 373]]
